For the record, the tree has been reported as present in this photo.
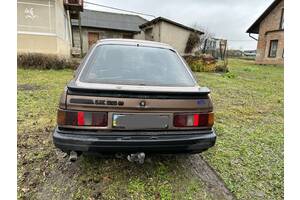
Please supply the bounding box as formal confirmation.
[192,24,215,53]
[184,32,201,54]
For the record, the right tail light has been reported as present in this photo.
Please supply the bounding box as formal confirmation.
[173,113,214,127]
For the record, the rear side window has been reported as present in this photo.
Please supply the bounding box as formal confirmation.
[79,44,196,87]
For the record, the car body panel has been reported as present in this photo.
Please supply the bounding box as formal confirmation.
[53,39,216,154]
[53,127,216,154]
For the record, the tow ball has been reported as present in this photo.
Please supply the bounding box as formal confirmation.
[127,152,146,164]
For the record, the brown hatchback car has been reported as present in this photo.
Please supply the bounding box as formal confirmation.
[53,39,216,158]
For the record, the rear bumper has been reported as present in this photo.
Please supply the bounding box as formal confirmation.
[53,127,216,154]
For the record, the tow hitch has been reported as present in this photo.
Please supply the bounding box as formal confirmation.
[69,151,79,162]
[127,152,146,164]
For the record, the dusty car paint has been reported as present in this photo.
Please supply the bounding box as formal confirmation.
[53,39,216,154]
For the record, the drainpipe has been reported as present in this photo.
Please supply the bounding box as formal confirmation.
[79,12,83,58]
[70,12,74,47]
[248,33,258,41]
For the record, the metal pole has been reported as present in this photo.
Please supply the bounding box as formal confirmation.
[71,18,74,47]
[224,40,228,68]
[202,39,208,54]
[219,40,223,60]
[78,12,83,58]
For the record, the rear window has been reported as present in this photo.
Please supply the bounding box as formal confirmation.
[79,44,196,87]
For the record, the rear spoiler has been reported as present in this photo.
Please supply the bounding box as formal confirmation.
[67,84,210,99]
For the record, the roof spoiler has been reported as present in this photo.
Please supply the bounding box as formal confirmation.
[67,83,210,99]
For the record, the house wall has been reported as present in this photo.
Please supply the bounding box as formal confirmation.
[55,0,72,56]
[72,27,135,54]
[140,22,161,42]
[256,0,284,65]
[133,31,145,40]
[140,21,198,55]
[18,34,58,54]
[160,21,192,54]
[17,0,72,57]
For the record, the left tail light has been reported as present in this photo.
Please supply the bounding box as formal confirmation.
[57,109,108,127]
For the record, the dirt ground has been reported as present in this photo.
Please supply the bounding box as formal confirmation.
[18,127,234,200]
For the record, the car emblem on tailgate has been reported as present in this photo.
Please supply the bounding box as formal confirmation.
[95,100,124,106]
[139,100,146,107]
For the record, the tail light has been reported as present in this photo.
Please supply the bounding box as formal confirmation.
[173,113,214,127]
[57,109,107,127]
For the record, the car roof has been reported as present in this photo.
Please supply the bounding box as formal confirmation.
[96,39,175,50]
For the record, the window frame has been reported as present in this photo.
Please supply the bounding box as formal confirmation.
[268,40,278,58]
[78,44,197,87]
[279,8,284,30]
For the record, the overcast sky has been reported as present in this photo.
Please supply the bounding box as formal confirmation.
[85,0,274,50]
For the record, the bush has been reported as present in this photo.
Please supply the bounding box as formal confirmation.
[189,60,205,72]
[17,53,80,70]
[184,54,229,72]
[215,63,229,72]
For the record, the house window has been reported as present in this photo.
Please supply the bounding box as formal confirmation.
[268,40,278,58]
[280,8,284,29]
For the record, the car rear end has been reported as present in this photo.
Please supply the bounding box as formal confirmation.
[53,39,216,154]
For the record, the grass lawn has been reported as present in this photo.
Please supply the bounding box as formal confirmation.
[17,59,283,199]
[200,59,284,199]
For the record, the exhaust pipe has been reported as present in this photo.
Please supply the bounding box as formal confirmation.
[127,152,145,164]
[115,152,124,159]
[69,151,78,162]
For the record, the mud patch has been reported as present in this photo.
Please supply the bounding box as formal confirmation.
[35,152,82,200]
[180,154,236,200]
[18,84,42,91]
